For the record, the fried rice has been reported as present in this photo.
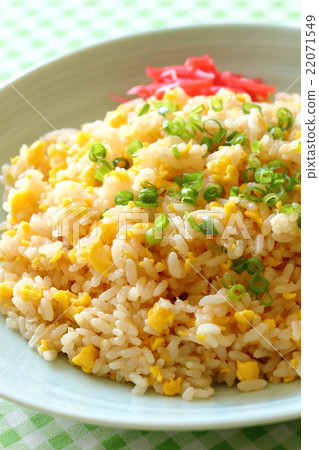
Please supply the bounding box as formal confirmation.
[0,87,301,400]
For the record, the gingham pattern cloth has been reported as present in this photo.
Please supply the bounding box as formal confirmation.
[0,0,300,448]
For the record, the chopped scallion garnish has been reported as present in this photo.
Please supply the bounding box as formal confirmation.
[88,142,107,162]
[230,186,239,196]
[211,98,223,112]
[171,144,181,158]
[251,140,263,153]
[222,274,236,289]
[201,136,214,153]
[203,184,223,202]
[277,107,294,131]
[198,216,219,236]
[231,257,247,274]
[114,190,134,205]
[94,160,114,182]
[154,213,169,230]
[248,155,262,168]
[246,257,263,275]
[268,125,284,140]
[145,227,161,247]
[113,158,130,170]
[127,139,143,156]
[248,273,269,294]
[242,103,262,114]
[227,284,246,301]
[138,103,150,116]
[262,192,279,207]
[240,186,267,202]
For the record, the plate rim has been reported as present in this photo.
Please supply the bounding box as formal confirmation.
[0,22,301,430]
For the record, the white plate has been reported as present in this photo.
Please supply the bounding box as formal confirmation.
[0,24,301,430]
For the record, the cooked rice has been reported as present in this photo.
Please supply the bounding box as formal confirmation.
[0,87,301,400]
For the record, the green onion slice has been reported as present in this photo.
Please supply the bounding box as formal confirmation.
[100,208,109,219]
[277,107,294,131]
[154,213,169,230]
[242,103,262,114]
[140,181,157,191]
[137,187,159,204]
[246,257,264,275]
[138,103,150,116]
[226,131,247,148]
[243,167,256,183]
[127,139,143,156]
[230,186,239,196]
[258,290,273,306]
[248,155,262,168]
[201,136,214,153]
[171,144,181,158]
[203,184,223,202]
[166,187,179,197]
[134,200,158,208]
[231,257,247,274]
[184,212,201,232]
[88,143,107,162]
[182,172,203,192]
[114,190,134,205]
[153,100,179,114]
[210,243,224,255]
[240,186,267,202]
[248,274,269,294]
[268,125,284,140]
[262,192,279,207]
[222,274,236,289]
[113,158,130,169]
[251,140,263,153]
[179,187,198,205]
[145,227,161,247]
[211,98,223,112]
[267,159,289,175]
[94,160,114,182]
[203,119,227,144]
[227,284,246,301]
[254,168,275,184]
[198,216,219,236]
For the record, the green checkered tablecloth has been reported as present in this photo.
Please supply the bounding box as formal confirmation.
[0,0,300,448]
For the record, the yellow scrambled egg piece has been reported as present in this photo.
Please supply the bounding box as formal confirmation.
[283,292,296,300]
[27,140,46,166]
[87,240,112,275]
[0,284,13,305]
[184,252,199,274]
[234,310,256,332]
[208,156,239,191]
[149,365,163,382]
[150,337,165,351]
[72,344,99,373]
[244,210,263,229]
[236,360,260,381]
[163,377,183,396]
[263,256,282,267]
[223,201,237,222]
[100,222,118,245]
[10,190,39,219]
[75,131,92,146]
[107,106,127,128]
[39,340,49,352]
[80,165,98,188]
[263,318,276,330]
[20,286,43,302]
[147,303,175,332]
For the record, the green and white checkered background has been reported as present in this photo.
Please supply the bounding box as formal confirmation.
[0,0,300,448]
